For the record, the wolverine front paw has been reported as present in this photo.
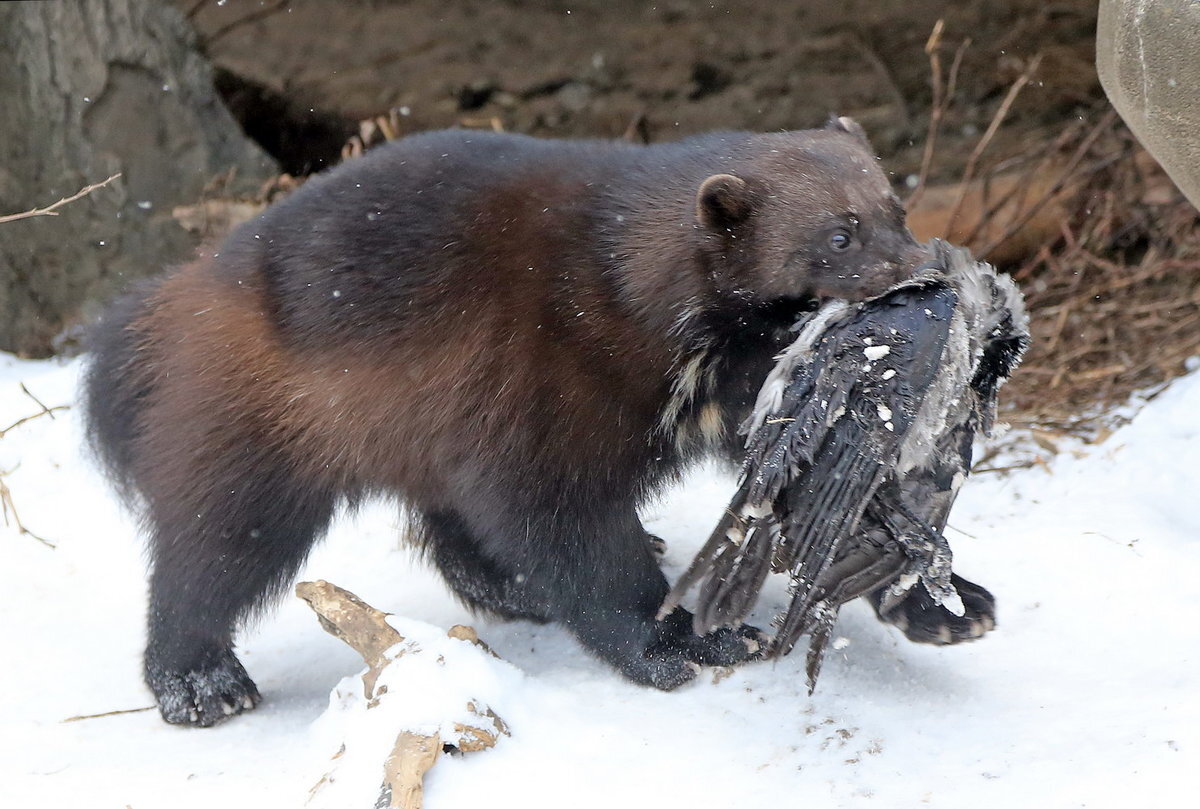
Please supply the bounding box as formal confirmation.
[621,610,765,690]
[145,648,261,727]
[874,573,996,645]
[676,621,767,665]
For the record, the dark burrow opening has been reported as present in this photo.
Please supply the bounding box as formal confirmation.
[213,68,357,177]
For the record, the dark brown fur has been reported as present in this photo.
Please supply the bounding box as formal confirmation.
[85,122,928,725]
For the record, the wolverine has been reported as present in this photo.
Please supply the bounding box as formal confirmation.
[85,118,931,726]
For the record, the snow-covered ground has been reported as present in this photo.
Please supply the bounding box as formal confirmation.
[2,352,1197,808]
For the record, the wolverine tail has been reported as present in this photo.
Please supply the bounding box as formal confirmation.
[82,278,163,505]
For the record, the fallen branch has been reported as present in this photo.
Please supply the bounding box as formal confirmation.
[296,579,405,699]
[297,580,511,809]
[379,731,441,809]
[0,173,121,225]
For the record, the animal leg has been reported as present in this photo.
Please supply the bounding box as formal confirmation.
[422,509,552,622]
[142,444,337,726]
[461,499,763,689]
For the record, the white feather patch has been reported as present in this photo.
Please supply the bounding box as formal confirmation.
[743,299,852,438]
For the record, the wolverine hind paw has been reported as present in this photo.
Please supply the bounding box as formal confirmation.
[146,649,261,727]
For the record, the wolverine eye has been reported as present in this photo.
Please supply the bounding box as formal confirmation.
[830,229,853,251]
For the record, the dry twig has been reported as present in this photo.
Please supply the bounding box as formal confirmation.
[905,41,1199,437]
[906,20,945,211]
[0,477,55,549]
[622,111,651,144]
[62,706,155,723]
[908,23,969,210]
[1,389,69,548]
[945,53,1043,236]
[0,174,121,225]
[978,110,1119,258]
[0,406,71,440]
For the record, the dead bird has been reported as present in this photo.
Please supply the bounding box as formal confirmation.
[660,240,1029,689]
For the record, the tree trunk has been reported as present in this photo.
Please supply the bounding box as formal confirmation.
[0,0,277,358]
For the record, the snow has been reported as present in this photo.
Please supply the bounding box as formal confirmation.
[2,352,1198,808]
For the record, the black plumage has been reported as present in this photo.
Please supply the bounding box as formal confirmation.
[660,240,1029,689]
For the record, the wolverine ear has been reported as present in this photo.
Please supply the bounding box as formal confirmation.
[696,173,753,230]
[825,115,871,146]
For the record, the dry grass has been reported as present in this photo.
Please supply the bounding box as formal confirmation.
[903,27,1199,439]
[997,115,1200,438]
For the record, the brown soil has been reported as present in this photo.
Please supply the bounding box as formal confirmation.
[178,0,1200,438]
[184,0,1099,177]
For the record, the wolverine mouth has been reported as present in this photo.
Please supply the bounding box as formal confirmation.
[766,292,823,321]
[753,295,823,333]
[793,294,825,313]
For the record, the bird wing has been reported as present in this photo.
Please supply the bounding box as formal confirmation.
[768,282,959,654]
[663,281,959,638]
[663,240,1031,692]
[870,242,1031,619]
